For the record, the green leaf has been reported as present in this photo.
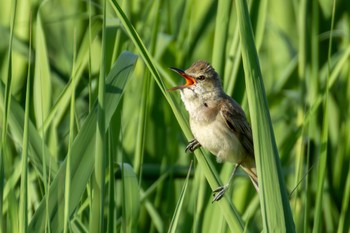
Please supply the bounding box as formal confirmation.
[33,9,51,128]
[168,161,193,233]
[121,163,140,233]
[19,12,32,233]
[235,0,295,232]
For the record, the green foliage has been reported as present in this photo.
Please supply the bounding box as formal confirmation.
[0,0,349,232]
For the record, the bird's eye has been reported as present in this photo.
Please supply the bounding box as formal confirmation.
[197,75,205,81]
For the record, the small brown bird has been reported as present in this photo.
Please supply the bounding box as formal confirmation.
[169,61,258,202]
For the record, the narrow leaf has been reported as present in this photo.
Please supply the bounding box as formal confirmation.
[235,0,295,232]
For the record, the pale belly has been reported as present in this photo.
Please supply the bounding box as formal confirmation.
[190,116,246,164]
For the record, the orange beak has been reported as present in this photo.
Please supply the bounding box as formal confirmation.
[168,67,196,91]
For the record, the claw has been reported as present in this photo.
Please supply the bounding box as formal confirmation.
[212,164,241,202]
[212,185,229,202]
[185,139,201,153]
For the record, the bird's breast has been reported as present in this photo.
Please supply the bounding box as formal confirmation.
[189,112,245,163]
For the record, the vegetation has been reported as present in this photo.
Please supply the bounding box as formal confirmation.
[0,0,349,232]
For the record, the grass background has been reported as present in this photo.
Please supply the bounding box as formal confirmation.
[0,0,350,232]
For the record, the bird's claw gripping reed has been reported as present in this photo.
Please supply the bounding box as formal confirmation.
[185,138,201,153]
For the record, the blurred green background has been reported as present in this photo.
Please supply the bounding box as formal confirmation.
[0,0,349,232]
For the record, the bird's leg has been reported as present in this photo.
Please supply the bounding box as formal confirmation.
[185,138,201,153]
[212,163,240,202]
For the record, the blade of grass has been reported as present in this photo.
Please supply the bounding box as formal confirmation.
[297,0,309,231]
[36,4,51,231]
[109,1,245,232]
[90,0,107,231]
[19,12,32,233]
[63,29,77,233]
[212,0,232,75]
[34,4,52,129]
[235,0,295,232]
[224,25,241,96]
[134,71,150,179]
[309,0,319,106]
[1,0,17,231]
[336,160,350,233]
[168,161,193,233]
[121,163,140,233]
[107,129,115,233]
[312,0,335,232]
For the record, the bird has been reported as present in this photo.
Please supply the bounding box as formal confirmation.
[168,61,258,202]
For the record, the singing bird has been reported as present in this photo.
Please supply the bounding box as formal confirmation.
[169,61,258,202]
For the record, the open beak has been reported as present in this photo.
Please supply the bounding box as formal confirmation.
[168,67,196,91]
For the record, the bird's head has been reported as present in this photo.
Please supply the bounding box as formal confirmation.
[168,61,222,96]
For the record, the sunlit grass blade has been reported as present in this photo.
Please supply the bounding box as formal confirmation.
[90,0,107,232]
[168,161,193,233]
[251,0,267,50]
[18,12,32,233]
[312,1,335,232]
[63,30,77,233]
[121,163,140,233]
[336,163,350,233]
[133,71,150,178]
[235,0,295,232]
[211,0,232,75]
[311,85,329,233]
[28,52,137,233]
[33,5,51,129]
[106,129,115,233]
[224,25,241,96]
[1,0,18,232]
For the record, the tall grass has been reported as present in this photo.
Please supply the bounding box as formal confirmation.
[0,0,349,232]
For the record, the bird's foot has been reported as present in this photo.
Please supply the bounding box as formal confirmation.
[212,185,229,202]
[185,139,201,153]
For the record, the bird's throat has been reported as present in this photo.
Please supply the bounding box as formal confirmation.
[180,89,221,123]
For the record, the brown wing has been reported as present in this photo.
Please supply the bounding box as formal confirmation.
[219,97,254,157]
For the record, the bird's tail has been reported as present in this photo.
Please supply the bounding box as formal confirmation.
[241,159,259,192]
